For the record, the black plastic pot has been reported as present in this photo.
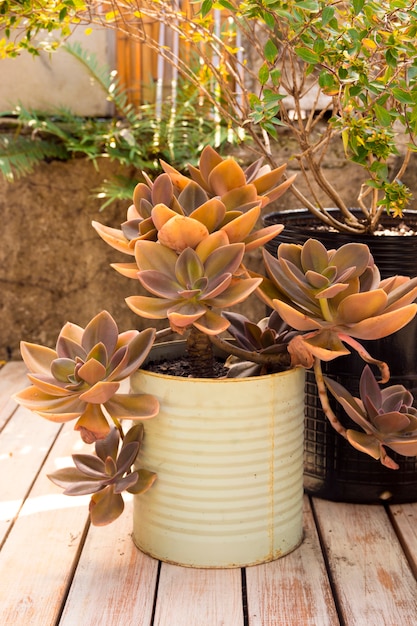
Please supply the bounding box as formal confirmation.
[263,208,417,503]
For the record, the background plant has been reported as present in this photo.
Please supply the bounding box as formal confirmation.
[0,41,238,207]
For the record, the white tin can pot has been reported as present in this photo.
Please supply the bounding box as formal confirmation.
[130,342,305,568]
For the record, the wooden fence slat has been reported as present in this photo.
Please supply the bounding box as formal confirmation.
[59,499,158,626]
[312,498,417,626]
[154,562,244,626]
[0,424,90,626]
[0,406,61,544]
[389,502,417,579]
[245,496,339,626]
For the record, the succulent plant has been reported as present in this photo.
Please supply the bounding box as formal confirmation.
[259,239,417,366]
[221,311,302,376]
[92,146,292,279]
[48,424,157,525]
[14,311,159,443]
[14,147,417,529]
[325,366,417,469]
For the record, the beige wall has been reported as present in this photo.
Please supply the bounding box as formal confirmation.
[0,26,115,116]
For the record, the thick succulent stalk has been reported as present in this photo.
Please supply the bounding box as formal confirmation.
[313,358,347,440]
[186,326,215,378]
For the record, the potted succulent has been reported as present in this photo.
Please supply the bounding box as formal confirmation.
[13,146,417,568]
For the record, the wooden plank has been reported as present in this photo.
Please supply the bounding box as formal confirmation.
[0,361,28,429]
[312,498,417,625]
[0,423,90,626]
[389,502,417,578]
[246,496,339,626]
[59,498,158,626]
[154,563,244,626]
[0,405,61,544]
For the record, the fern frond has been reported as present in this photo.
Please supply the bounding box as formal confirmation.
[0,135,68,182]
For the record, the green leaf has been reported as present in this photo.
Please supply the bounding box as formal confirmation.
[321,6,335,25]
[258,63,270,86]
[391,87,415,105]
[200,0,213,18]
[295,47,320,64]
[264,38,278,63]
[374,103,393,127]
[352,0,365,15]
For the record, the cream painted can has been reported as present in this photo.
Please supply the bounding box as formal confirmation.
[130,343,305,568]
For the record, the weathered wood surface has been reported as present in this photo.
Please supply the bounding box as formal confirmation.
[0,362,416,625]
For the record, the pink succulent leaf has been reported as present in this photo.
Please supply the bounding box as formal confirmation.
[56,334,86,361]
[123,423,145,447]
[384,276,417,310]
[104,393,160,420]
[74,403,111,439]
[243,223,285,252]
[126,295,172,319]
[116,441,141,474]
[193,309,231,335]
[14,386,84,416]
[77,358,107,386]
[175,247,204,285]
[202,274,233,300]
[157,215,209,252]
[188,197,226,231]
[138,270,183,299]
[300,238,331,273]
[79,381,120,404]
[167,302,207,328]
[113,472,141,494]
[151,172,175,205]
[82,311,119,357]
[219,184,258,210]
[104,455,118,476]
[338,290,388,323]
[127,469,158,495]
[372,412,411,434]
[177,180,209,210]
[385,438,417,456]
[381,386,415,411]
[220,206,260,243]
[120,218,142,241]
[341,305,417,340]
[92,221,134,256]
[110,328,156,380]
[86,342,109,369]
[204,243,245,280]
[72,453,107,478]
[135,239,178,272]
[324,376,372,432]
[51,358,78,383]
[327,243,372,277]
[206,277,262,308]
[195,231,230,262]
[20,342,56,375]
[26,373,76,396]
[272,300,322,332]
[346,431,382,460]
[151,203,178,230]
[304,270,330,290]
[96,427,119,462]
[110,262,140,279]
[89,486,125,526]
[48,468,105,495]
[208,158,247,195]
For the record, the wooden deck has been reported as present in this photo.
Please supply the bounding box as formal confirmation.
[1,361,417,625]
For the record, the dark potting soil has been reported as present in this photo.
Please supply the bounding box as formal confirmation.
[145,356,229,378]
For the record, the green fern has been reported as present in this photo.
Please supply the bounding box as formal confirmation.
[0,134,68,182]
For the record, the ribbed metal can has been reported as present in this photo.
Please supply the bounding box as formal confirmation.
[130,343,305,568]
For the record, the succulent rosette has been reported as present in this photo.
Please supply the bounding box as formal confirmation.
[48,424,157,526]
[126,241,262,335]
[325,365,417,468]
[92,146,290,279]
[260,239,417,362]
[14,311,159,442]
